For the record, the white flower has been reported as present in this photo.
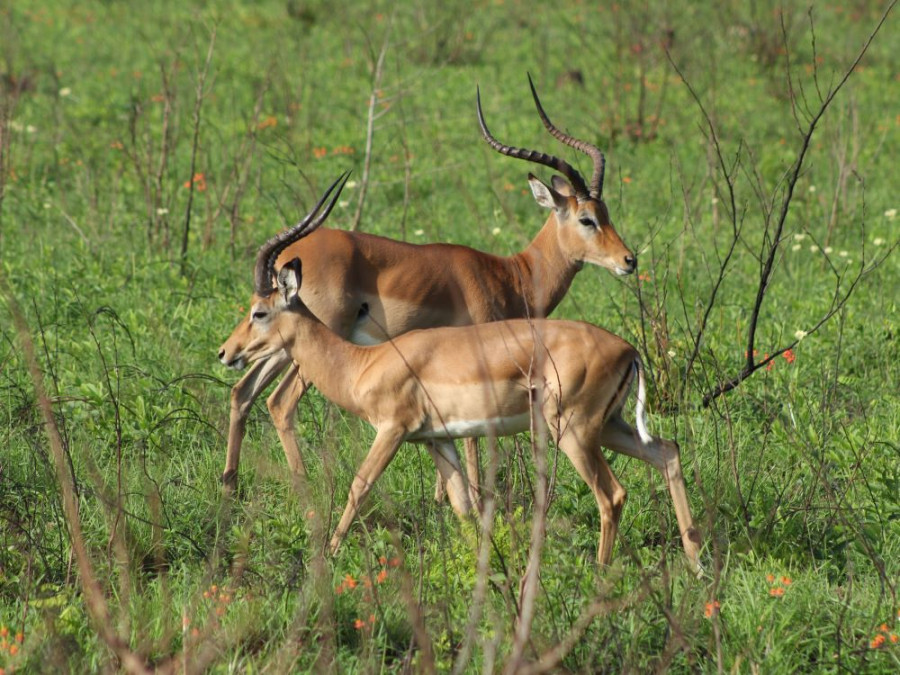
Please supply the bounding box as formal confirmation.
[809,245,818,253]
[808,185,816,193]
[667,349,676,358]
[26,125,37,134]
[413,229,424,236]
[346,180,358,189]
[873,237,885,246]
[491,227,501,236]
[791,244,801,251]
[59,87,72,97]
[794,329,808,340]
[338,200,349,209]
[156,207,169,216]
[711,197,719,205]
[824,246,833,254]
[884,208,897,220]
[43,202,51,209]
[793,233,806,241]
[838,250,848,257]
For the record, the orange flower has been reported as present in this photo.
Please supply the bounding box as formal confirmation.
[369,614,376,624]
[622,176,632,184]
[14,632,22,644]
[313,147,327,159]
[378,556,387,565]
[257,115,277,130]
[704,600,721,618]
[344,574,357,590]
[0,627,6,638]
[766,574,775,583]
[389,557,401,568]
[870,634,885,649]
[354,618,365,630]
[890,634,899,644]
[879,623,890,633]
[782,349,796,364]
[376,569,388,584]
[769,586,785,597]
[638,272,651,283]
[8,644,18,657]
[184,173,207,191]
[781,576,792,586]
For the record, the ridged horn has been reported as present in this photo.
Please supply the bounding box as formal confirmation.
[253,171,350,296]
[527,73,606,199]
[476,85,591,199]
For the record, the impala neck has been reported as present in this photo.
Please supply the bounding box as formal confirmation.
[508,214,580,318]
[284,307,364,403]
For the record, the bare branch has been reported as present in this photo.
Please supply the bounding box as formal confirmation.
[352,25,391,231]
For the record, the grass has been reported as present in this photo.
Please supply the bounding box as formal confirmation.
[1,0,899,671]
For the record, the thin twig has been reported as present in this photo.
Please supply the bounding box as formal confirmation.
[180,25,217,275]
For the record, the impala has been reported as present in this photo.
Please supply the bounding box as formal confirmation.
[221,174,701,570]
[220,76,636,503]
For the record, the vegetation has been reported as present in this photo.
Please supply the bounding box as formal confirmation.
[1,0,898,671]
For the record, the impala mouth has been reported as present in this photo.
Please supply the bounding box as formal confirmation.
[219,352,246,370]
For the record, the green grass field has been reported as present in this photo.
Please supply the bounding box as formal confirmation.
[1,0,898,671]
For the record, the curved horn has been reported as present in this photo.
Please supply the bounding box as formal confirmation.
[254,171,351,295]
[527,73,606,199]
[476,86,591,199]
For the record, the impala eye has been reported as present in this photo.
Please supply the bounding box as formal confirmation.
[252,310,268,321]
[579,217,597,229]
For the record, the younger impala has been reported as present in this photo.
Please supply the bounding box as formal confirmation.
[222,174,702,571]
[221,76,635,503]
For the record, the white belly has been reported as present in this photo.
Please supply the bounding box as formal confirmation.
[408,412,532,441]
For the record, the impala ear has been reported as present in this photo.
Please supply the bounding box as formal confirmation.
[550,175,575,197]
[277,258,302,302]
[528,173,569,213]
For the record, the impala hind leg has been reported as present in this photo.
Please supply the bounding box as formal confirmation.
[426,441,473,516]
[557,434,627,565]
[329,428,406,555]
[599,414,701,572]
[224,353,292,489]
[266,364,312,477]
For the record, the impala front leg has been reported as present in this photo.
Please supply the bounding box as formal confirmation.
[266,363,312,477]
[427,441,473,516]
[433,437,482,513]
[329,427,406,555]
[223,352,292,490]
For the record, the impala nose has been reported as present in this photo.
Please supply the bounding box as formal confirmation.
[218,348,226,362]
[624,254,637,273]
